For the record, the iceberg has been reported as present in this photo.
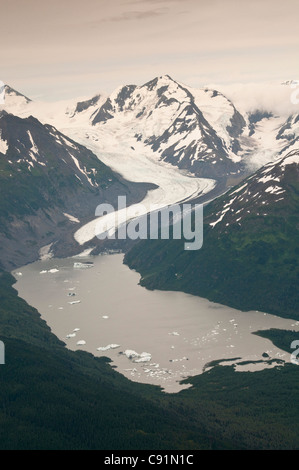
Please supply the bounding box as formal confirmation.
[134,353,152,363]
[124,349,139,359]
[73,262,93,269]
[39,268,59,274]
[123,349,152,363]
[97,344,120,352]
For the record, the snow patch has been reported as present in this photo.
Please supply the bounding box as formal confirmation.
[39,243,53,261]
[63,212,80,223]
[281,153,299,168]
[264,185,285,195]
[0,131,8,155]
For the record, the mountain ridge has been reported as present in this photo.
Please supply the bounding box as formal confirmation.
[3,76,299,185]
[124,149,299,320]
[0,111,153,269]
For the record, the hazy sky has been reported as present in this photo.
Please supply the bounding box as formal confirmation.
[2,0,299,101]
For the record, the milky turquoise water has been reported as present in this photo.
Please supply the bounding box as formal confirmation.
[13,253,299,393]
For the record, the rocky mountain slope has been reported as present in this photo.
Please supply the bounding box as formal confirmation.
[4,78,299,186]
[89,75,247,180]
[1,78,299,271]
[0,111,152,269]
[125,150,299,320]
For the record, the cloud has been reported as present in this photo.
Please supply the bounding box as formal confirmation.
[1,0,299,101]
[210,82,299,116]
[99,8,167,23]
[125,0,182,4]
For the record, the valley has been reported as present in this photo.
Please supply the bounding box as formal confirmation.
[12,253,299,393]
[0,75,299,450]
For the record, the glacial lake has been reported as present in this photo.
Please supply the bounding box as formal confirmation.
[13,253,299,393]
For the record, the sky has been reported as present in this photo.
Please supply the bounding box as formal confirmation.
[1,0,299,101]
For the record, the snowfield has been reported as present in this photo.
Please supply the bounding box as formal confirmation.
[67,127,215,244]
[2,82,216,245]
[0,130,8,155]
[3,77,299,246]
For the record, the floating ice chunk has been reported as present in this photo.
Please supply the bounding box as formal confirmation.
[123,350,152,362]
[97,346,110,352]
[39,268,59,274]
[97,344,120,352]
[74,262,93,269]
[141,352,151,357]
[124,350,140,359]
[134,354,152,363]
[134,355,152,363]
[123,350,152,363]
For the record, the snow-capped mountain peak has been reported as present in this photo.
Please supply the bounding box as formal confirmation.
[208,149,299,230]
[88,75,250,180]
[1,77,299,186]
